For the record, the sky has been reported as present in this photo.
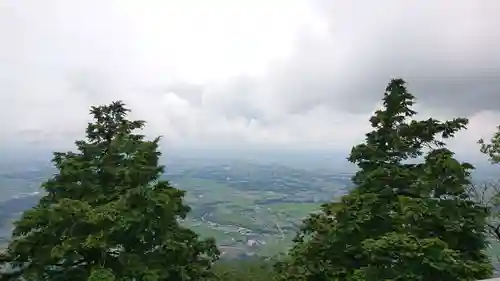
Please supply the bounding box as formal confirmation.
[1,0,499,163]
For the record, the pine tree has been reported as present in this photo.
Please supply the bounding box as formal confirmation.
[274,79,492,281]
[0,101,219,281]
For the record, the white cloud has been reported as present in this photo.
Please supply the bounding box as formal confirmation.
[0,0,499,161]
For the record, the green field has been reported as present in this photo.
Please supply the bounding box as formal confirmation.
[169,170,340,257]
[0,160,353,258]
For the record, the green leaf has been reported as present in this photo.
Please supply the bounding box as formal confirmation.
[88,267,115,281]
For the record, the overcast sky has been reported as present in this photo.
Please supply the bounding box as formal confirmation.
[1,0,499,161]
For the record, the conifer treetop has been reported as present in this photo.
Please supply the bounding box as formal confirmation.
[0,101,219,281]
[274,78,492,281]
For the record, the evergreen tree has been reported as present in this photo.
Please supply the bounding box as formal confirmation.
[0,101,219,281]
[274,79,492,281]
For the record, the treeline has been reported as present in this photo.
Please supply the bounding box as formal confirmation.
[0,79,500,281]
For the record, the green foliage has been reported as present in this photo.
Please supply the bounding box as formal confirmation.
[212,258,275,281]
[274,79,492,281]
[479,125,500,164]
[0,101,219,281]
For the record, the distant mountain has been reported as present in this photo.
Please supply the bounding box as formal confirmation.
[0,193,41,231]
[0,192,41,216]
[0,193,42,247]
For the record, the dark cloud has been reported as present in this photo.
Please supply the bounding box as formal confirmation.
[258,0,500,116]
[1,0,499,152]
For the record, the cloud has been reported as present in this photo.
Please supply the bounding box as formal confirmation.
[0,0,499,160]
[260,0,500,115]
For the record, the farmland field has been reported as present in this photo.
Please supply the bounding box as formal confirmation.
[163,160,352,258]
[0,158,353,258]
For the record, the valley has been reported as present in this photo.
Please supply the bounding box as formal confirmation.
[0,158,353,259]
[1,157,499,265]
